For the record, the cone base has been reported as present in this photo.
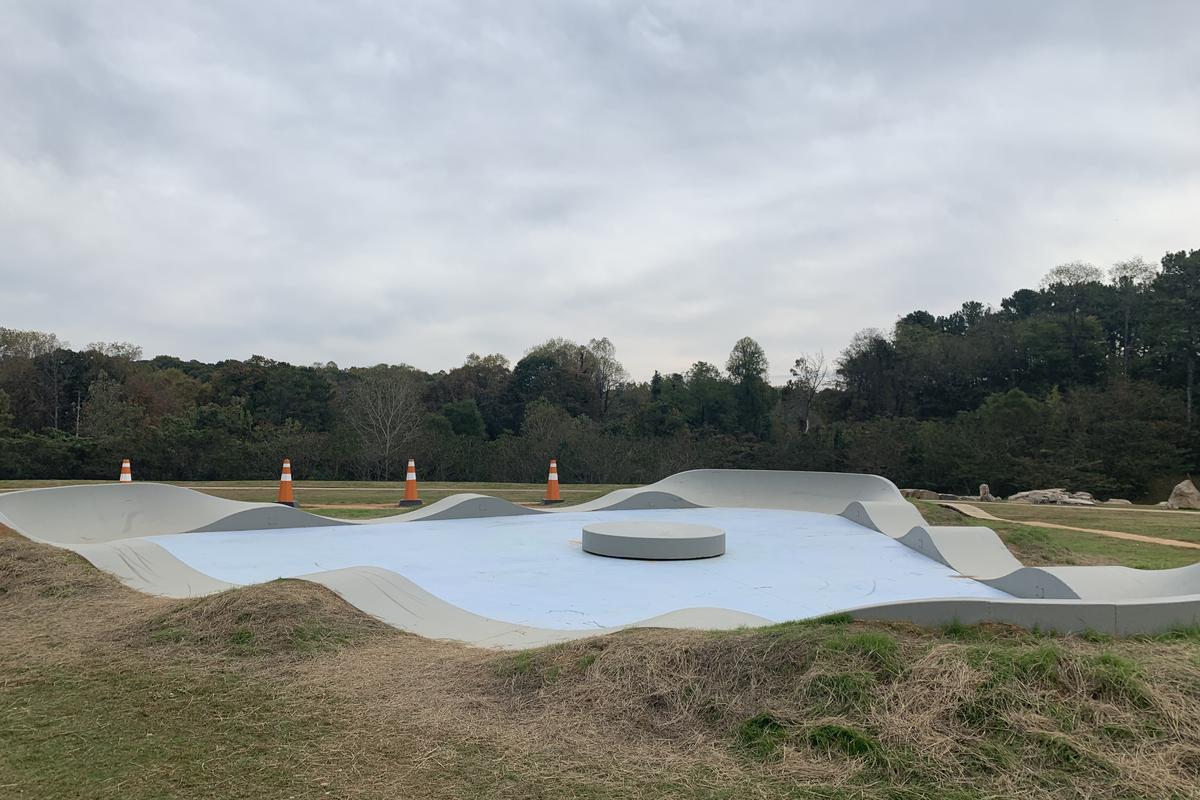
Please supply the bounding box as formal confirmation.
[276,501,297,507]
[541,499,564,505]
[398,499,424,507]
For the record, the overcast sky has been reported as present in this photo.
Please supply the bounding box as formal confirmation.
[2,1,1197,381]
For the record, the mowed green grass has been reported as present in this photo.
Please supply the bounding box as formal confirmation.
[975,502,1200,544]
[913,501,1200,570]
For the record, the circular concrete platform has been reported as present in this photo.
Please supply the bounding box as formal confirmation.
[582,521,726,560]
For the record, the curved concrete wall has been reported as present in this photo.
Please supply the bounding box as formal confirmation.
[0,484,539,543]
[846,593,1200,636]
[72,538,238,596]
[369,493,544,523]
[645,469,906,513]
[189,506,351,533]
[997,563,1200,601]
[894,526,1024,579]
[834,493,1200,607]
[0,483,314,543]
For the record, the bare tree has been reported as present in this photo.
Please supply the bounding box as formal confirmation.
[788,351,829,433]
[1108,256,1156,287]
[0,328,66,360]
[87,341,144,361]
[1040,260,1103,288]
[345,368,424,480]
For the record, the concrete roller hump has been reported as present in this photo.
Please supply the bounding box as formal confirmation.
[0,483,319,544]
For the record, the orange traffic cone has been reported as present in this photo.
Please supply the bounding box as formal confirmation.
[542,458,563,504]
[399,458,422,506]
[118,458,132,483]
[276,458,296,507]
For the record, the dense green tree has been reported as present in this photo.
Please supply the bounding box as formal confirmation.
[503,352,594,428]
[837,330,902,419]
[1107,257,1158,376]
[439,399,486,438]
[726,337,774,439]
[725,337,769,383]
[427,353,512,437]
[1153,250,1200,427]
[78,372,146,441]
[0,389,13,431]
[683,361,735,432]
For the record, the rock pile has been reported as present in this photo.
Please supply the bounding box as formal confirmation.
[902,486,1003,502]
[1006,488,1096,506]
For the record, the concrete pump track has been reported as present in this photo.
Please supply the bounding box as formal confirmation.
[2,470,1197,647]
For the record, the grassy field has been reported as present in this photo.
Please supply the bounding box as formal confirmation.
[2,531,1198,800]
[977,502,1200,544]
[913,501,1200,570]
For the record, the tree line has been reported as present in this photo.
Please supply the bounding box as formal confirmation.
[1,249,1196,500]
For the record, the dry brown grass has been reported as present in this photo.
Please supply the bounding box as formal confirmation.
[2,530,1200,799]
[300,618,1200,799]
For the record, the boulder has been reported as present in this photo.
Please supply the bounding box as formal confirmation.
[979,483,997,502]
[1007,488,1096,506]
[1007,489,1058,504]
[1167,480,1200,510]
[901,489,940,500]
[937,493,960,501]
[1103,498,1132,506]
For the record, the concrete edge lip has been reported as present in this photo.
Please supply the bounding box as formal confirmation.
[582,521,726,560]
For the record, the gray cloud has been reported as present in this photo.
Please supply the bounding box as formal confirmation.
[2,0,1198,380]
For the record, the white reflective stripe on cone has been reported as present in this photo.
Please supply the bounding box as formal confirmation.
[280,474,292,481]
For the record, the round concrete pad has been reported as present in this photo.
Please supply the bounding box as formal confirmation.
[582,521,725,560]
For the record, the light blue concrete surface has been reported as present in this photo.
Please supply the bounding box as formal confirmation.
[150,508,1011,630]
